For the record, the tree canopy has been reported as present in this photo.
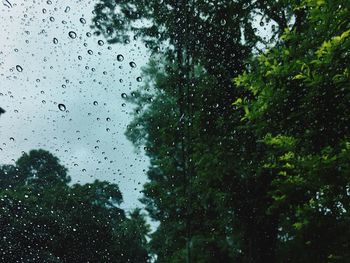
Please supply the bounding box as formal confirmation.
[0,150,150,262]
[91,0,350,262]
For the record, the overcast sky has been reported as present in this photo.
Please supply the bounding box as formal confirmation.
[0,0,150,211]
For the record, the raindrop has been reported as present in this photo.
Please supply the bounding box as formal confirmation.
[117,54,124,62]
[80,18,86,24]
[87,50,93,55]
[136,76,142,82]
[129,61,136,68]
[121,93,127,98]
[64,6,70,13]
[98,40,104,46]
[9,137,14,141]
[68,31,77,39]
[16,65,23,72]
[58,103,66,111]
[93,101,98,106]
[53,38,58,44]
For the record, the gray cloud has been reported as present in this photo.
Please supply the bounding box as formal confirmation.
[0,0,150,210]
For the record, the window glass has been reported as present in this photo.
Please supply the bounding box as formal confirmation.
[1,0,349,262]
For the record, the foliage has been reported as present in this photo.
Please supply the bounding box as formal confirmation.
[0,150,150,262]
[235,0,350,261]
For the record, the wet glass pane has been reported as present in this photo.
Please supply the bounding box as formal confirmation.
[1,0,349,262]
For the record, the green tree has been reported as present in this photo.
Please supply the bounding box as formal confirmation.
[0,150,150,262]
[93,0,350,262]
[235,0,350,261]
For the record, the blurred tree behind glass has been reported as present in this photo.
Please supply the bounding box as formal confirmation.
[93,0,350,262]
[0,149,150,262]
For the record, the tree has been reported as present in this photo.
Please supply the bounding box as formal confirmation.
[0,150,150,262]
[15,149,70,188]
[235,0,350,261]
[93,0,350,261]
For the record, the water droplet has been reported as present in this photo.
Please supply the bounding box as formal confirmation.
[129,61,136,68]
[87,50,93,55]
[49,16,55,22]
[53,38,58,44]
[80,17,86,24]
[93,101,98,106]
[58,103,66,111]
[121,93,127,98]
[106,117,111,122]
[98,40,104,46]
[117,54,124,62]
[16,65,23,72]
[64,6,70,13]
[9,137,14,141]
[68,31,77,39]
[136,76,142,82]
